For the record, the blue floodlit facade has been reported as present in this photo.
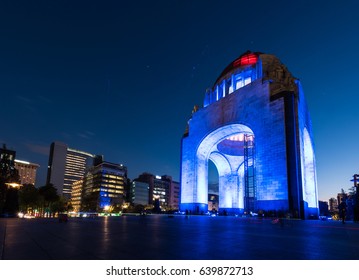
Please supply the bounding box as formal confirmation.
[82,161,127,211]
[180,51,319,219]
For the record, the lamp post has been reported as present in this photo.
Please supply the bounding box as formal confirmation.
[353,174,359,222]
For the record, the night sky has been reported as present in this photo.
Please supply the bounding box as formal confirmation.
[1,0,359,202]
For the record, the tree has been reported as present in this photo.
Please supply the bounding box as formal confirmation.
[0,144,20,214]
[134,204,145,213]
[81,192,99,212]
[50,196,66,213]
[348,186,356,196]
[2,187,19,215]
[18,184,40,213]
[66,202,74,212]
[38,184,59,202]
[38,184,60,216]
[0,179,6,213]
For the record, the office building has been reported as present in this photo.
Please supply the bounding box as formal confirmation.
[134,173,179,210]
[169,180,180,210]
[1,144,17,178]
[0,144,20,188]
[71,179,83,212]
[82,161,127,211]
[318,200,329,216]
[46,141,96,199]
[14,159,39,186]
[131,181,149,205]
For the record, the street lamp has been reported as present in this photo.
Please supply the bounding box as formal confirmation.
[352,174,359,222]
[5,182,22,189]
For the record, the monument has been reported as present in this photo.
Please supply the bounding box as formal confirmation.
[180,51,318,219]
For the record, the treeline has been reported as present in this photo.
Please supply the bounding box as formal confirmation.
[1,183,70,217]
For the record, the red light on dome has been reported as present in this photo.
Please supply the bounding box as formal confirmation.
[233,53,258,67]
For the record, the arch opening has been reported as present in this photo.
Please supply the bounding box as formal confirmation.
[196,124,256,215]
[208,160,219,212]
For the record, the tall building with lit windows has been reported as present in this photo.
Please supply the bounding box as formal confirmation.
[81,161,127,211]
[14,159,40,186]
[71,179,83,212]
[46,141,96,199]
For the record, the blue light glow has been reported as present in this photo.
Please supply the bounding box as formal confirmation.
[181,123,253,214]
[181,52,319,218]
[302,128,318,208]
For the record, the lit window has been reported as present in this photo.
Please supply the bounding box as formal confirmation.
[235,79,244,90]
[229,85,234,94]
[244,77,251,85]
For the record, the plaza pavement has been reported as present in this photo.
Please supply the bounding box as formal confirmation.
[1,215,359,260]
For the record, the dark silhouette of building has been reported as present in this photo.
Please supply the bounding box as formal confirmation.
[134,173,180,210]
[130,181,149,206]
[318,200,329,216]
[0,144,19,185]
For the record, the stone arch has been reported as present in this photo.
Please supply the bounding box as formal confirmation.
[194,123,254,213]
[301,127,318,208]
[180,51,319,218]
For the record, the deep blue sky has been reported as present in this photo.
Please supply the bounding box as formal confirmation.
[1,0,358,202]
